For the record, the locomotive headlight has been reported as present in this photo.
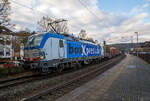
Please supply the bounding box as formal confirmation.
[40,56,44,59]
[39,51,45,60]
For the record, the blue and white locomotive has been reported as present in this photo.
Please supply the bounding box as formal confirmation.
[24,32,104,72]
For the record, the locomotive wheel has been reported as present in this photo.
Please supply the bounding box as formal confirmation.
[73,64,78,70]
[77,62,82,68]
[57,67,63,73]
[96,59,99,64]
[42,67,49,73]
[57,64,64,73]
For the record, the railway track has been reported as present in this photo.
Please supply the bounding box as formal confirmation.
[0,66,90,90]
[21,55,125,101]
[0,56,118,90]
[0,55,125,101]
[0,74,42,89]
[0,71,71,90]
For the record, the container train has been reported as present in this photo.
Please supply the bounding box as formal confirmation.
[24,32,120,72]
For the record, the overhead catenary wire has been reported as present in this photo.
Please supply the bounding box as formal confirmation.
[11,0,33,10]
[77,0,103,22]
[11,0,107,29]
[78,0,138,44]
[77,0,114,29]
[11,0,48,16]
[11,0,115,42]
[10,0,81,30]
[11,0,101,24]
[11,0,65,32]
[77,0,116,43]
[11,0,76,21]
[11,0,40,31]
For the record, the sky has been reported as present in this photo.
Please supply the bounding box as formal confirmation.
[9,0,150,44]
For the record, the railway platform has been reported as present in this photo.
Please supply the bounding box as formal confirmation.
[56,54,150,101]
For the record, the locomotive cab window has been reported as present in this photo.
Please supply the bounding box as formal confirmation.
[59,40,64,48]
[25,35,43,48]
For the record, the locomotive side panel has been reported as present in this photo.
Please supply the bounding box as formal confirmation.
[42,34,67,61]
[67,41,83,58]
[66,40,101,59]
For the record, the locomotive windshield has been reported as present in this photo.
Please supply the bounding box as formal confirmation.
[25,35,43,48]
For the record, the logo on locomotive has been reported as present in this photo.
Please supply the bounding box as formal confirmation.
[67,41,101,58]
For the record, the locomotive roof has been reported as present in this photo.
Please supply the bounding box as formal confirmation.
[63,34,96,45]
[30,32,97,45]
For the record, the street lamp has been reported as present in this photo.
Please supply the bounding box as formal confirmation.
[135,32,138,56]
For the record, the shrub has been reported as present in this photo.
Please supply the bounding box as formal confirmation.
[0,66,25,76]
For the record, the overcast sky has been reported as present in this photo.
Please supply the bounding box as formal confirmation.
[9,0,150,44]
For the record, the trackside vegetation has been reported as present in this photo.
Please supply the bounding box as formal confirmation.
[0,67,24,77]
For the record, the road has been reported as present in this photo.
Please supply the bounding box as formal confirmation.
[56,54,150,101]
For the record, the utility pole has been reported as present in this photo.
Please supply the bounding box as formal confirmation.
[135,32,138,56]
[103,40,106,58]
[131,36,133,46]
[131,36,133,52]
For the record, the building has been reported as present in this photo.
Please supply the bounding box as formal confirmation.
[0,34,14,59]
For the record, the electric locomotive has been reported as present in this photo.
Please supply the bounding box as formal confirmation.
[24,32,104,72]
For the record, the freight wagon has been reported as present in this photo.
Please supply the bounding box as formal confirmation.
[24,33,104,72]
[110,47,119,57]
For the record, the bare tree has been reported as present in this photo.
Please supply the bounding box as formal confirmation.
[37,16,52,32]
[79,29,87,39]
[0,0,11,27]
[37,16,69,34]
[24,27,31,33]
